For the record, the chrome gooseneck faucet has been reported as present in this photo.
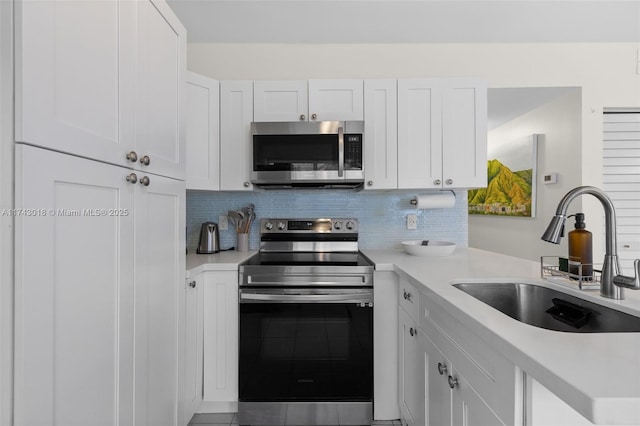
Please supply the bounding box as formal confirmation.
[541,186,640,300]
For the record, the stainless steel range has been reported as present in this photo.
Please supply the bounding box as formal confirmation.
[238,218,374,426]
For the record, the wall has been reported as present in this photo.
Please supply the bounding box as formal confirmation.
[469,90,582,261]
[187,190,468,251]
[187,42,640,261]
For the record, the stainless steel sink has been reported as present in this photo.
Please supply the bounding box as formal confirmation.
[453,282,640,333]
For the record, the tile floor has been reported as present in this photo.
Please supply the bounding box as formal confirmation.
[188,413,402,426]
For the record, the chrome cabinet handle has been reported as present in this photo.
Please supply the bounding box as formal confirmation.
[437,362,447,375]
[300,114,306,121]
[243,181,250,188]
[403,290,412,302]
[409,327,417,337]
[139,176,150,186]
[311,113,317,120]
[448,375,458,389]
[445,179,453,185]
[188,280,196,288]
[126,173,138,184]
[126,151,138,162]
[140,155,150,166]
[367,180,373,186]
[434,179,441,185]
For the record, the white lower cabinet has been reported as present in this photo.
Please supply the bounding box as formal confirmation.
[202,271,239,410]
[183,274,204,423]
[14,144,185,426]
[398,276,519,426]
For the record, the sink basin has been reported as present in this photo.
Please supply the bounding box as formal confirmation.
[453,282,640,333]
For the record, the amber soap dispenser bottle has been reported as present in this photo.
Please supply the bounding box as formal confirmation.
[568,213,593,278]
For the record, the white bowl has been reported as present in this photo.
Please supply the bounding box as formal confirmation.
[401,240,456,257]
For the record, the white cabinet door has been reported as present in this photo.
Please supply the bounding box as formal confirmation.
[308,79,364,121]
[441,79,487,189]
[14,145,135,426]
[184,274,204,423]
[203,271,239,404]
[451,371,505,426]
[220,81,253,191]
[398,308,425,426]
[398,78,487,190]
[134,171,185,426]
[422,332,452,426]
[186,72,220,190]
[14,0,135,168]
[397,79,443,189]
[134,0,186,180]
[364,79,398,190]
[253,80,308,122]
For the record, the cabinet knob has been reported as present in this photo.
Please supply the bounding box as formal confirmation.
[125,173,138,184]
[445,179,453,185]
[409,327,417,337]
[311,113,317,120]
[403,290,412,302]
[434,179,441,185]
[188,280,196,288]
[139,176,150,187]
[140,155,151,166]
[126,151,138,162]
[448,375,458,389]
[243,181,250,188]
[437,362,448,375]
[300,114,306,121]
[367,180,373,186]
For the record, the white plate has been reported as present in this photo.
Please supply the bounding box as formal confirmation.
[401,240,456,257]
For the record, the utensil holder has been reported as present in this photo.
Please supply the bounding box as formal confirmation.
[237,233,249,252]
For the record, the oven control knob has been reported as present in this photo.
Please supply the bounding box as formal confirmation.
[277,221,286,230]
[264,222,273,230]
[345,221,355,230]
[333,221,343,230]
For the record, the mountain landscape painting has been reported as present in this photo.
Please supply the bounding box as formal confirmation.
[468,134,539,217]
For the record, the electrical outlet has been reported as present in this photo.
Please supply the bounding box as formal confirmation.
[218,215,229,231]
[407,214,418,230]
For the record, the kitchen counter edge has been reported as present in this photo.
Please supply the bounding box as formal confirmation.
[186,250,258,278]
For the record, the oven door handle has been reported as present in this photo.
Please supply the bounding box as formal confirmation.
[240,292,372,304]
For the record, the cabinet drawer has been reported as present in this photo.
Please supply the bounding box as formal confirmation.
[421,293,520,424]
[398,278,419,323]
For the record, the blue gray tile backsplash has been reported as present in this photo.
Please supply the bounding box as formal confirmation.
[186,189,468,251]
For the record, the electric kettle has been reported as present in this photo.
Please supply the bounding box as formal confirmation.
[197,222,220,254]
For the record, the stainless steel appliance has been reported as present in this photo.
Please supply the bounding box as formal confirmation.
[197,221,220,254]
[250,121,364,189]
[238,218,374,426]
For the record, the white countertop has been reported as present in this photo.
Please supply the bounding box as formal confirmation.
[185,250,257,277]
[362,247,640,425]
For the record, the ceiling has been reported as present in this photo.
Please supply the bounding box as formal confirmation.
[167,0,640,44]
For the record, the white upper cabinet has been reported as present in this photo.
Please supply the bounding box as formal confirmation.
[253,79,364,122]
[398,78,487,189]
[14,0,134,166]
[134,0,187,180]
[186,72,220,191]
[308,80,364,121]
[363,79,398,190]
[15,0,186,180]
[220,80,254,191]
[253,80,308,122]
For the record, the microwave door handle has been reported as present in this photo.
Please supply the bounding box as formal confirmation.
[338,126,344,177]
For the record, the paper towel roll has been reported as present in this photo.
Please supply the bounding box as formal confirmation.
[411,192,456,209]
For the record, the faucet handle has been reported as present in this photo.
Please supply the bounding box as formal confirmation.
[613,259,640,290]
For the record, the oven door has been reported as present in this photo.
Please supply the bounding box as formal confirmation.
[238,287,373,402]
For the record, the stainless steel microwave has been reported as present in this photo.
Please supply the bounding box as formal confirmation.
[250,121,364,189]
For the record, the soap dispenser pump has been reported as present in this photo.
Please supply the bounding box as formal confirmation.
[568,213,593,278]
